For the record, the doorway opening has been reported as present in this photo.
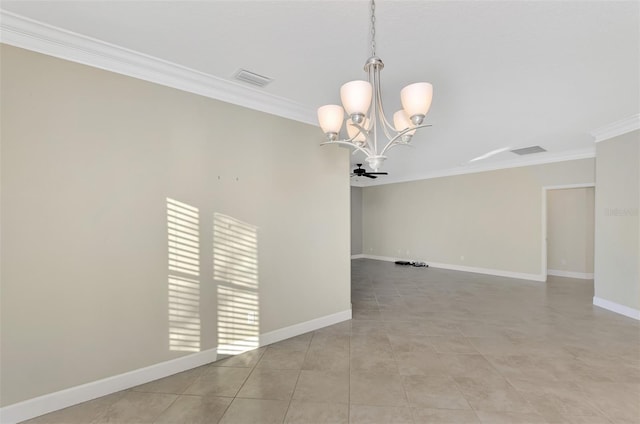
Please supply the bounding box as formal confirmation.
[542,184,595,280]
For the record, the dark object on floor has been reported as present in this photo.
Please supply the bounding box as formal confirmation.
[395,260,428,267]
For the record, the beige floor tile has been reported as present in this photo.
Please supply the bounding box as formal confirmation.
[402,374,471,409]
[350,333,393,352]
[503,375,571,392]
[303,347,350,372]
[350,320,387,336]
[236,368,299,400]
[350,372,408,407]
[454,376,535,413]
[183,367,251,397]
[153,394,231,423]
[438,354,503,380]
[475,410,548,423]
[519,385,604,419]
[350,350,399,374]
[467,336,525,355]
[387,334,436,354]
[21,391,127,424]
[419,320,464,336]
[411,407,481,423]
[267,333,312,351]
[427,336,479,354]
[284,400,348,424]
[309,333,350,351]
[394,350,450,376]
[349,405,414,424]
[256,347,307,370]
[92,391,177,423]
[485,354,563,382]
[353,309,382,320]
[218,398,288,424]
[292,370,349,403]
[383,321,426,338]
[131,368,205,395]
[543,412,613,424]
[580,383,640,422]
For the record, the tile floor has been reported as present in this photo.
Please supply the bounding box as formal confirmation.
[22,259,640,423]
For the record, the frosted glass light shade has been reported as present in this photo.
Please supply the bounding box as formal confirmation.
[401,82,433,118]
[317,104,344,134]
[340,80,372,116]
[393,110,416,135]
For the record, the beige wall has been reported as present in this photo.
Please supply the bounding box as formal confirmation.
[594,130,640,311]
[362,159,595,276]
[351,187,363,255]
[0,45,351,406]
[547,187,595,274]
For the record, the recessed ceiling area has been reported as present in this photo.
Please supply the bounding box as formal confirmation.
[2,0,638,186]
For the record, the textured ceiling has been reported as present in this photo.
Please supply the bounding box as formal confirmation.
[2,0,638,185]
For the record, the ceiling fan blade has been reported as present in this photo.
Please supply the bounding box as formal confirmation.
[365,174,377,179]
[366,172,388,175]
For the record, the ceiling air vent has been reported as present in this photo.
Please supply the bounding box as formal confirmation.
[511,146,547,155]
[233,69,273,88]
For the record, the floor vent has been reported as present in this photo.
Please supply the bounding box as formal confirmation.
[233,69,272,88]
[511,146,547,155]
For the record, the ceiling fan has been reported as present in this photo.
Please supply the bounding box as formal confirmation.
[351,163,388,179]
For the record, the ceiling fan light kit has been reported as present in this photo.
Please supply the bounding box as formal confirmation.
[317,0,433,172]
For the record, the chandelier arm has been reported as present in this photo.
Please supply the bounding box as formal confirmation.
[379,124,432,156]
[349,122,373,151]
[320,140,372,157]
[373,68,398,139]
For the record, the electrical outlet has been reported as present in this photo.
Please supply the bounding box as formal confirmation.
[460,255,465,261]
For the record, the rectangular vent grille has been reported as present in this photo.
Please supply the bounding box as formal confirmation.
[511,146,547,155]
[233,69,272,87]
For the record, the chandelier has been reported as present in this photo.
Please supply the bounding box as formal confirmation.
[317,0,433,171]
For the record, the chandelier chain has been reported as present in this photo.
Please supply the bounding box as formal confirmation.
[370,0,376,57]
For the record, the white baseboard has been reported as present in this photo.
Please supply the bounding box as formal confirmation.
[356,255,545,282]
[593,296,640,320]
[548,269,594,279]
[260,309,352,346]
[360,254,398,262]
[0,309,352,424]
[351,254,365,259]
[0,348,219,424]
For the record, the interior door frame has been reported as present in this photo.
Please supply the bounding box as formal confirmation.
[541,183,596,281]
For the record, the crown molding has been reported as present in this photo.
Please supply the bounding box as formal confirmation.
[590,113,640,143]
[353,147,596,187]
[0,10,317,126]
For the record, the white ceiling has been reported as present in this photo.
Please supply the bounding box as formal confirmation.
[2,0,639,186]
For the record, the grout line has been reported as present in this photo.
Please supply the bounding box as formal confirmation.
[280,336,310,423]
